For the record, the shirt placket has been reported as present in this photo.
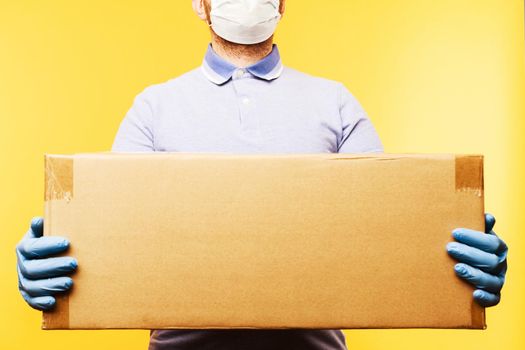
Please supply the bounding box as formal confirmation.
[231,68,260,135]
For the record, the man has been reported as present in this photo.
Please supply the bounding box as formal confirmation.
[16,1,508,349]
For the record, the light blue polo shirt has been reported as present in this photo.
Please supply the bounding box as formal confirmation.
[112,44,383,154]
[112,44,383,350]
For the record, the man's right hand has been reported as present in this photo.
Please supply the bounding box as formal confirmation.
[16,217,77,311]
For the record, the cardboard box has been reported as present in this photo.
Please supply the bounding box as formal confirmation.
[42,153,485,330]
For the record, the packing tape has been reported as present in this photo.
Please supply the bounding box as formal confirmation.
[455,155,484,197]
[471,300,486,329]
[42,155,73,329]
[42,294,69,329]
[45,156,74,202]
[456,155,486,328]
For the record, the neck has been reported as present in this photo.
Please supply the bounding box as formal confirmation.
[210,32,274,68]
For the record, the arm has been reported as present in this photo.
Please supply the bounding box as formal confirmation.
[334,85,508,306]
[17,91,155,311]
[337,84,383,154]
[112,90,155,152]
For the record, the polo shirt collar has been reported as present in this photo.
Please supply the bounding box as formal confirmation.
[201,43,283,85]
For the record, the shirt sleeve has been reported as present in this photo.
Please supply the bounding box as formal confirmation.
[112,91,155,152]
[337,84,384,154]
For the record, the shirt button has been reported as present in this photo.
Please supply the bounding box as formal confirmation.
[235,69,245,79]
[242,97,250,105]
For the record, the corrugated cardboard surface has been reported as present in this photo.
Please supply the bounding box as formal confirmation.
[43,153,485,330]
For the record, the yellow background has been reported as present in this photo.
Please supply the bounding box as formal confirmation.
[1,0,524,349]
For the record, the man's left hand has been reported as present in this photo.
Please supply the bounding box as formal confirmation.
[446,213,508,307]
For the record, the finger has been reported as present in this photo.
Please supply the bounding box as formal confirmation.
[485,213,496,233]
[454,263,504,293]
[17,236,70,259]
[19,256,78,279]
[473,289,500,307]
[20,276,74,297]
[30,217,44,238]
[452,228,506,254]
[446,242,501,272]
[20,290,56,311]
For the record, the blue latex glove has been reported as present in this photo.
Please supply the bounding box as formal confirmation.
[16,217,77,311]
[447,213,507,307]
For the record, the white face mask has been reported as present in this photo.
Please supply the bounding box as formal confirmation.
[210,0,281,45]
